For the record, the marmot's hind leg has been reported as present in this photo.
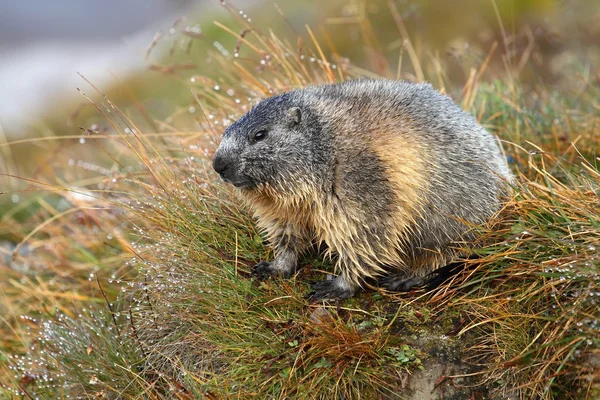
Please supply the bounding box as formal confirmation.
[379,252,449,292]
[380,255,478,292]
[379,274,428,292]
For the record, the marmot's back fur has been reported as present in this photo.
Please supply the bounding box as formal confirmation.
[213,79,513,300]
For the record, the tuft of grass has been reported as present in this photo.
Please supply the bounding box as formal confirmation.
[426,147,600,398]
[1,1,599,399]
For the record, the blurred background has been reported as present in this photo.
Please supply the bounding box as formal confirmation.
[0,0,598,192]
[0,0,201,135]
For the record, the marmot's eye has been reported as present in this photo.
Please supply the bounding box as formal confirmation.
[250,130,268,143]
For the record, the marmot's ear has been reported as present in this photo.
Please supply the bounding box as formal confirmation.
[286,107,302,126]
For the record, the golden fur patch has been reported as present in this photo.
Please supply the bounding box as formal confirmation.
[240,126,434,286]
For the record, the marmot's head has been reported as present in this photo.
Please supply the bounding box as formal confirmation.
[212,92,325,191]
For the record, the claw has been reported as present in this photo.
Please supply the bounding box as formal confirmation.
[252,261,278,279]
[379,275,426,292]
[308,278,356,301]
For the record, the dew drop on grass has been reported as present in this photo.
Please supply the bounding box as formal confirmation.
[79,138,86,144]
[11,194,19,203]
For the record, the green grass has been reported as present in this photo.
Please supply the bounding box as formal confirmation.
[1,1,599,399]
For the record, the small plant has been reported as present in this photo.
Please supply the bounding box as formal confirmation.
[387,345,423,369]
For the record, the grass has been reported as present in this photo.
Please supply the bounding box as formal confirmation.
[1,1,599,399]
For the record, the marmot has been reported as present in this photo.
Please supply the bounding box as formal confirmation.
[212,79,513,300]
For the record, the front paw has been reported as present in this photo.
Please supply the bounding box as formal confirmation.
[252,261,279,279]
[307,278,356,301]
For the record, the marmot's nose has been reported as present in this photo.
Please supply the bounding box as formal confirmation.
[212,154,228,175]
